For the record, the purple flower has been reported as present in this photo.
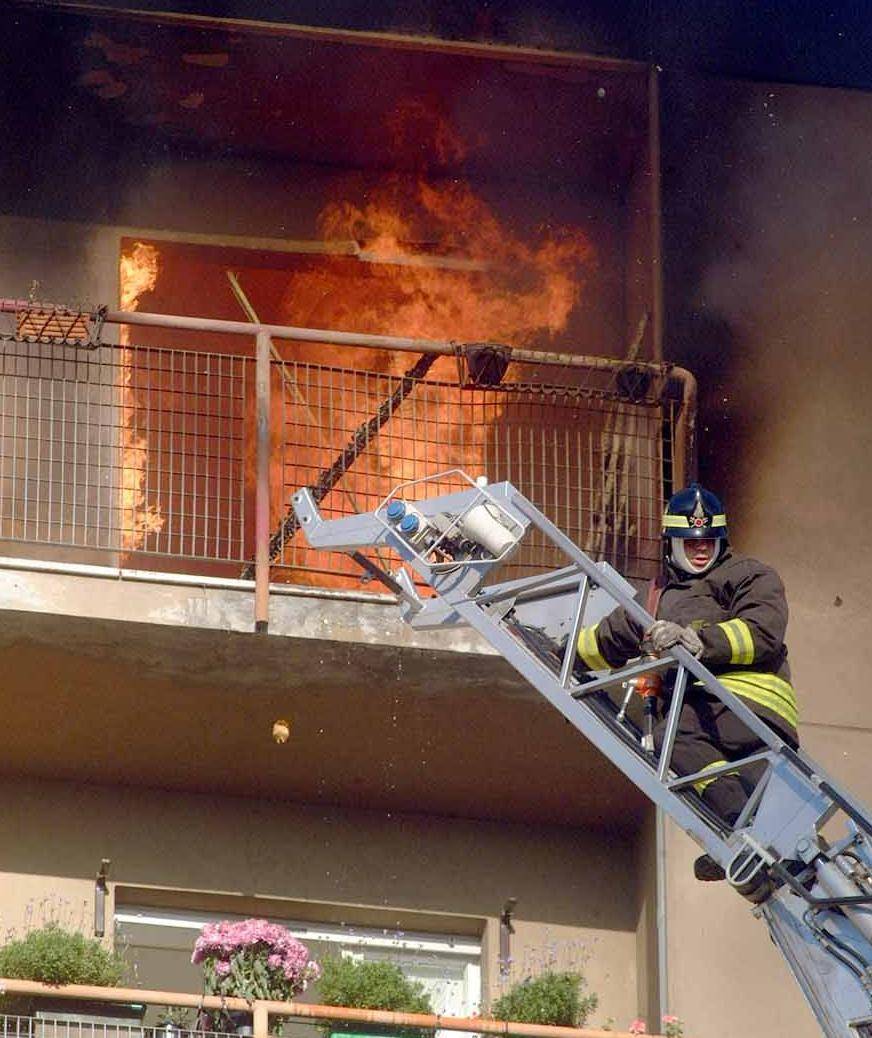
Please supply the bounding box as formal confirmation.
[214,960,232,977]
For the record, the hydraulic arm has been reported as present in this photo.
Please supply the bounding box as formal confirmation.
[293,472,872,1038]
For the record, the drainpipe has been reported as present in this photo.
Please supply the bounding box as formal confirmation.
[655,808,669,1023]
[254,331,271,633]
[670,367,698,486]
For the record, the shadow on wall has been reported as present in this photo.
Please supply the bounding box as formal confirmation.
[0,777,641,932]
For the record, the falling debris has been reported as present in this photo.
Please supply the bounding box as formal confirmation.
[272,719,291,744]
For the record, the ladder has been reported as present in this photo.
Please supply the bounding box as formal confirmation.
[292,472,872,1038]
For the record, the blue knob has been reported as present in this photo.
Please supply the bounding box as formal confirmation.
[386,500,406,522]
[399,513,420,535]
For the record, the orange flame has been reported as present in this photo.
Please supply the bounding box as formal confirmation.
[275,103,594,581]
[285,99,592,348]
[118,242,164,550]
[289,176,592,348]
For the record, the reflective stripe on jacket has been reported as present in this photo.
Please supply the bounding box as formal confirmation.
[575,549,797,735]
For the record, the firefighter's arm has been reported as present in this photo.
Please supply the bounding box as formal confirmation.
[698,564,788,667]
[576,606,645,671]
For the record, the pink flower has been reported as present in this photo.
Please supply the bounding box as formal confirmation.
[629,1020,647,1036]
[662,1016,679,1025]
[192,919,317,1000]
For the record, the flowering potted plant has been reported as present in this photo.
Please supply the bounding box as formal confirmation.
[192,920,320,1034]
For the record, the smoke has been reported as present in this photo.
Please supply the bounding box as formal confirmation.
[662,73,872,564]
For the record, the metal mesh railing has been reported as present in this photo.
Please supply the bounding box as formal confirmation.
[0,303,683,589]
[276,359,672,585]
[0,338,248,564]
[0,1017,241,1038]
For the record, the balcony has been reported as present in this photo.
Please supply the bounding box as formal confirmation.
[0,301,692,596]
[0,981,668,1038]
[0,299,693,827]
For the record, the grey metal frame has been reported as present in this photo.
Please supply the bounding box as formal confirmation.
[293,473,872,1038]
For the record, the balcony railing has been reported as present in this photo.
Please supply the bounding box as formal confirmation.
[0,301,696,628]
[0,979,670,1038]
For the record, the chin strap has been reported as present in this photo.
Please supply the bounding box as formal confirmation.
[669,537,723,575]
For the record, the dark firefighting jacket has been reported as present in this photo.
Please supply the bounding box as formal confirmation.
[576,549,797,737]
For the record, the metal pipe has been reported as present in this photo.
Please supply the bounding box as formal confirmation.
[252,1002,269,1038]
[254,331,271,632]
[655,806,669,1026]
[0,300,673,375]
[2,299,698,472]
[27,1,648,76]
[0,979,660,1038]
[816,859,872,945]
[0,554,396,603]
[671,367,698,486]
[648,65,663,364]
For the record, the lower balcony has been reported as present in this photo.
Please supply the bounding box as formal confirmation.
[0,981,668,1038]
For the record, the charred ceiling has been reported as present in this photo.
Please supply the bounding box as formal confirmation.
[2,3,649,214]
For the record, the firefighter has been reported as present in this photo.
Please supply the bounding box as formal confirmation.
[575,483,799,882]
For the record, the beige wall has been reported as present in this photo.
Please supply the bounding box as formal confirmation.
[0,777,641,1027]
[662,78,872,1038]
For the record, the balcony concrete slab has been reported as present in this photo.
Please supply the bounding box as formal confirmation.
[0,562,647,829]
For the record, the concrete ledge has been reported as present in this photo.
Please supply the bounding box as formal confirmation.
[0,561,495,656]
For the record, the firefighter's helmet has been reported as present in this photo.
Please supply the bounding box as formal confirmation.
[662,483,729,540]
[662,483,728,574]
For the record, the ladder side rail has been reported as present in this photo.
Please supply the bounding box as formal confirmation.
[778,744,872,841]
[472,564,586,606]
[440,589,733,859]
[560,575,590,689]
[656,665,688,782]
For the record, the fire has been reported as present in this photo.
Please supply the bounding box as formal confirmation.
[275,102,594,581]
[289,176,592,347]
[118,242,164,550]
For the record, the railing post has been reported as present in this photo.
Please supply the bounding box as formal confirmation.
[254,331,271,633]
[253,1001,269,1038]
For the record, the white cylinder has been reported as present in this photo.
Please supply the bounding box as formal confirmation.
[457,502,519,556]
[817,859,872,944]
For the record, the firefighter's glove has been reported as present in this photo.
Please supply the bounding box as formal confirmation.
[645,620,703,658]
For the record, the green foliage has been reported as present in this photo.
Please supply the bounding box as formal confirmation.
[0,924,127,1015]
[317,957,433,1016]
[0,924,127,986]
[490,971,598,1028]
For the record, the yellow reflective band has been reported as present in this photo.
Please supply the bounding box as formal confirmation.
[715,672,798,730]
[577,624,609,671]
[661,513,727,530]
[692,759,739,795]
[718,618,755,665]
